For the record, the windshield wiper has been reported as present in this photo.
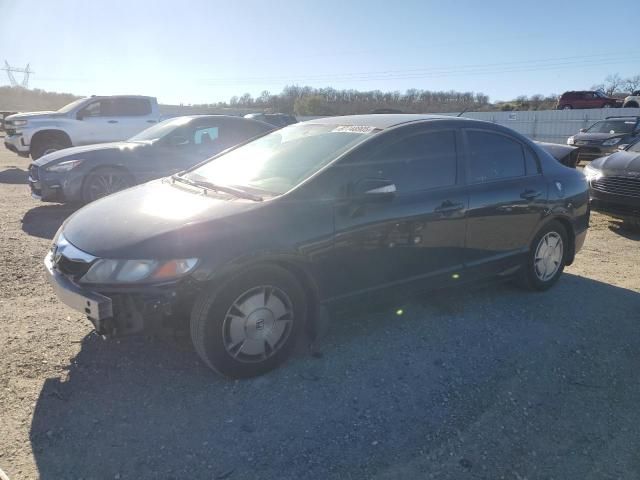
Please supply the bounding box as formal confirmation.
[171,174,263,201]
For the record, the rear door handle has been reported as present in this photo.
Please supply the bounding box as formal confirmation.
[107,120,118,124]
[520,189,542,200]
[434,200,465,215]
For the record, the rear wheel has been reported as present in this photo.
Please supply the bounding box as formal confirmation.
[190,265,306,378]
[517,221,568,291]
[81,167,134,203]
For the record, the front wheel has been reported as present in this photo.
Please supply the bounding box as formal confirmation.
[517,221,568,291]
[190,265,306,378]
[81,167,134,203]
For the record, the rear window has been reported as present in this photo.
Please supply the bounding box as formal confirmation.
[110,98,152,116]
[467,130,526,183]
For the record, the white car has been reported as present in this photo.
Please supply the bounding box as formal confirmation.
[3,95,162,159]
[623,90,640,108]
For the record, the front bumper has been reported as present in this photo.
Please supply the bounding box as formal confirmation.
[45,251,199,336]
[4,134,30,157]
[574,144,618,162]
[589,184,640,219]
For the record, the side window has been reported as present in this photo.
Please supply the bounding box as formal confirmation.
[524,147,540,175]
[110,98,152,116]
[194,126,219,145]
[79,100,109,118]
[467,130,526,183]
[353,130,457,194]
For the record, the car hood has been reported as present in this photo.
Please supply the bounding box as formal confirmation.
[574,132,626,142]
[6,111,63,121]
[62,179,265,259]
[591,150,640,173]
[34,141,146,166]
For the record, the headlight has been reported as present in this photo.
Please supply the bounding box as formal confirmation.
[602,138,621,146]
[583,164,603,182]
[45,159,84,172]
[80,258,198,283]
[567,136,575,145]
[11,119,27,127]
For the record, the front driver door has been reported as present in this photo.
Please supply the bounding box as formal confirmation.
[330,126,468,300]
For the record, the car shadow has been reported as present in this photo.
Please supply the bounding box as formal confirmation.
[0,166,28,184]
[28,274,640,479]
[22,204,78,240]
[607,220,640,241]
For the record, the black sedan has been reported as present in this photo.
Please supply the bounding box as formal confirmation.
[28,115,274,203]
[45,115,590,378]
[567,116,640,162]
[585,139,640,230]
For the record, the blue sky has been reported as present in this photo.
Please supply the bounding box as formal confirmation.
[1,0,638,105]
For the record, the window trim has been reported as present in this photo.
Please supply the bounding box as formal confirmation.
[462,128,537,185]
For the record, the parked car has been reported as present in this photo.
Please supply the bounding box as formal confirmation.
[585,138,640,230]
[3,95,162,159]
[556,90,621,110]
[622,90,640,108]
[567,116,640,162]
[29,115,274,204]
[45,115,589,378]
[243,113,297,128]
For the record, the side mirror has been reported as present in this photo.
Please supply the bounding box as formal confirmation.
[353,178,396,201]
[579,128,586,133]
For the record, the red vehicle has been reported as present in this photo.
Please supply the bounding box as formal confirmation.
[557,91,621,110]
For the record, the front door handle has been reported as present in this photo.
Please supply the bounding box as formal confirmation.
[435,200,465,215]
[107,120,118,124]
[520,189,542,201]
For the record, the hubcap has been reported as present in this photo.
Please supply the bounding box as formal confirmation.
[222,285,293,363]
[43,147,59,156]
[88,173,129,200]
[534,232,563,281]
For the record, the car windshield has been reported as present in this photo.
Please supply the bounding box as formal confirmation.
[586,120,636,134]
[128,116,192,142]
[185,123,376,195]
[56,98,89,113]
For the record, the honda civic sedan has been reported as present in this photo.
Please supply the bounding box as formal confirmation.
[45,115,590,378]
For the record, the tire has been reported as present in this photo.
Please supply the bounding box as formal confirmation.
[622,217,640,232]
[517,220,568,291]
[30,135,71,159]
[561,105,572,110]
[81,167,134,203]
[603,103,613,108]
[624,102,639,108]
[190,264,306,378]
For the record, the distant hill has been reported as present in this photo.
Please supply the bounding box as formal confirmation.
[0,86,80,112]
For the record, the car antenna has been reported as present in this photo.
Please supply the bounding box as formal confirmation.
[457,108,469,118]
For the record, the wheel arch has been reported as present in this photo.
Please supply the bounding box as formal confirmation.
[31,129,72,148]
[80,164,136,202]
[535,215,576,265]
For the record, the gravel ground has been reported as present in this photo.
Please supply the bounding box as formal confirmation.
[1,143,639,480]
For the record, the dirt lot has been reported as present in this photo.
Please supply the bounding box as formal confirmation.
[1,142,639,480]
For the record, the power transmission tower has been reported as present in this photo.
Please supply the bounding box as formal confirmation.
[2,61,33,88]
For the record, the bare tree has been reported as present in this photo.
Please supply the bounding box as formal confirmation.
[624,75,640,93]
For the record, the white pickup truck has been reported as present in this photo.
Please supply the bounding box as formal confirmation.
[3,95,162,159]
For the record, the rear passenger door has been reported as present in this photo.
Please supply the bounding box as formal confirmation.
[331,127,468,297]
[462,129,547,278]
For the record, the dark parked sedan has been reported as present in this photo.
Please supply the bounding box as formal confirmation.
[45,115,589,378]
[567,116,640,162]
[585,139,640,230]
[28,115,274,203]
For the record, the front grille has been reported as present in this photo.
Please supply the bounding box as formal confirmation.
[592,176,640,198]
[5,128,16,136]
[29,164,39,180]
[56,255,92,279]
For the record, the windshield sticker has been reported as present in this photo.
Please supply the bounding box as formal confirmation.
[331,125,377,134]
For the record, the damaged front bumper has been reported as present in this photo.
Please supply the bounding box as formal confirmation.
[45,251,199,336]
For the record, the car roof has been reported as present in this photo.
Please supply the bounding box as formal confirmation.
[301,114,462,130]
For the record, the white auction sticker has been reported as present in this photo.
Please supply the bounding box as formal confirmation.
[331,125,377,134]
